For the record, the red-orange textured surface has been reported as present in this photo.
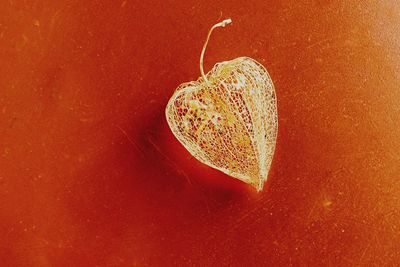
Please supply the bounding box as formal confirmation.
[1,1,400,266]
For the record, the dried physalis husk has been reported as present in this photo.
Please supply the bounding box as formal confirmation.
[165,19,278,191]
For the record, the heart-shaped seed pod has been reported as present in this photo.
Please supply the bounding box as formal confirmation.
[165,19,278,191]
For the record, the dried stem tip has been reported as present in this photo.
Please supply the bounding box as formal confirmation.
[200,18,233,84]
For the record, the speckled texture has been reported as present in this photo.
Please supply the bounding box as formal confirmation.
[1,0,400,266]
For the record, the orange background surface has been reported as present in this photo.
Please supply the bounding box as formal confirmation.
[1,1,400,266]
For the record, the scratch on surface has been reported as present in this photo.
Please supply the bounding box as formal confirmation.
[227,205,262,233]
[116,125,146,157]
[147,136,193,186]
[359,235,372,264]
[306,201,318,221]
[305,35,343,50]
[218,206,266,248]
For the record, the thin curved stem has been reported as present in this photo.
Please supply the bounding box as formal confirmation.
[200,18,232,84]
